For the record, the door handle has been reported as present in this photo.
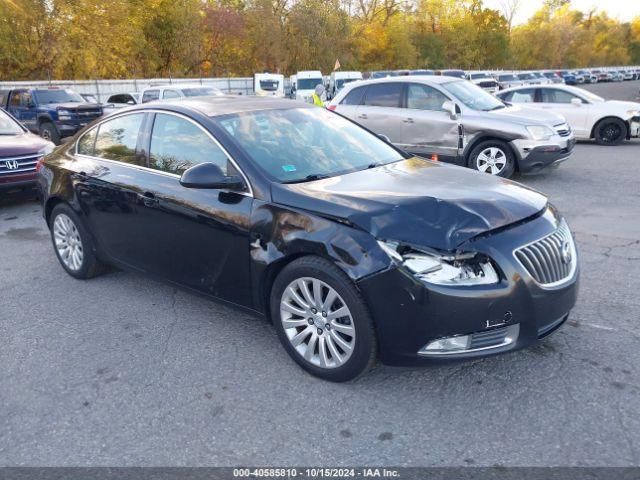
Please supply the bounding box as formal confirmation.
[403,118,414,123]
[138,192,159,207]
[357,114,368,119]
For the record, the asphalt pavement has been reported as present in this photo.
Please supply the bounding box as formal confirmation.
[1,81,639,467]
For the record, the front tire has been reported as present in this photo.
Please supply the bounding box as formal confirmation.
[594,118,627,146]
[271,256,377,382]
[39,122,61,145]
[49,203,106,279]
[468,140,515,178]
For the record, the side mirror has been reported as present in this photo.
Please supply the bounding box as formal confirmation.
[570,98,582,106]
[442,100,458,119]
[377,133,391,143]
[127,100,135,105]
[180,162,244,190]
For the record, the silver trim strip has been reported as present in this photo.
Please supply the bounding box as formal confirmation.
[74,109,254,197]
[0,153,41,162]
[0,166,37,174]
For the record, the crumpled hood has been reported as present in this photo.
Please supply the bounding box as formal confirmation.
[486,104,566,126]
[271,158,548,251]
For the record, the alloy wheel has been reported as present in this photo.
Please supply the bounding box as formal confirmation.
[476,147,507,175]
[280,277,356,369]
[53,213,84,271]
[601,124,622,144]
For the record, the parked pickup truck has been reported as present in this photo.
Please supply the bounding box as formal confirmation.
[0,87,103,145]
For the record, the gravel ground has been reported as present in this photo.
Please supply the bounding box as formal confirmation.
[0,81,639,467]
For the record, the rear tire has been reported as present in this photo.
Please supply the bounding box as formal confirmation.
[467,140,516,178]
[39,122,61,145]
[49,203,106,279]
[594,118,627,146]
[270,256,377,382]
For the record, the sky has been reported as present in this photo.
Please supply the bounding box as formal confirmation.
[483,0,640,25]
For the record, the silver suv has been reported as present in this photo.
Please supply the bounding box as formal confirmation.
[329,76,575,178]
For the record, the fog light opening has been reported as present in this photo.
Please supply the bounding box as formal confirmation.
[420,335,471,354]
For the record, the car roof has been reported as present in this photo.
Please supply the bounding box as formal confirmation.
[352,75,462,86]
[134,95,310,117]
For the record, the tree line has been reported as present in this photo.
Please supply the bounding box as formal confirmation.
[1,0,639,81]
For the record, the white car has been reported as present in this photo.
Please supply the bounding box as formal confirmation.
[466,72,499,93]
[139,84,224,103]
[496,84,640,145]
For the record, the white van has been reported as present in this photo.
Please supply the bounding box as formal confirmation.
[292,70,323,103]
[328,71,362,100]
[254,73,284,97]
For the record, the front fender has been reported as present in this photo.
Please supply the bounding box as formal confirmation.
[249,200,391,314]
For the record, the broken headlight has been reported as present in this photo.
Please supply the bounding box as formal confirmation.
[378,240,499,286]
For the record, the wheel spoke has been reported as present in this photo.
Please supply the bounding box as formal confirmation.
[327,306,348,321]
[297,279,315,307]
[330,330,353,352]
[290,326,313,347]
[322,289,337,311]
[325,334,343,363]
[282,317,309,329]
[490,164,499,175]
[318,336,330,367]
[312,279,323,308]
[287,286,308,310]
[281,301,307,317]
[330,320,354,336]
[304,333,318,361]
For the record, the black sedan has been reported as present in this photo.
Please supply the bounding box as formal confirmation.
[38,97,579,381]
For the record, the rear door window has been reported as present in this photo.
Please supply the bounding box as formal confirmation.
[363,83,403,108]
[503,89,536,103]
[94,113,145,164]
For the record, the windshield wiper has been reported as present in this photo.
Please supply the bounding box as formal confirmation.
[283,173,330,184]
[486,105,506,111]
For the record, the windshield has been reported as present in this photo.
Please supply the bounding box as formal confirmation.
[498,74,518,81]
[182,87,223,97]
[34,89,84,104]
[0,109,24,135]
[297,78,323,90]
[259,80,279,91]
[440,80,505,111]
[336,78,358,89]
[469,73,488,79]
[216,107,404,183]
[518,73,534,80]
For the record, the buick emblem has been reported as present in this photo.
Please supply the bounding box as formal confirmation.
[4,160,19,170]
[561,241,572,265]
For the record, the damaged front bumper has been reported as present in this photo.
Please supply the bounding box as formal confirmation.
[356,208,579,366]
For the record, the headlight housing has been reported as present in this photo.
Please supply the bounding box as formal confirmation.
[526,125,555,141]
[57,109,72,120]
[377,241,499,286]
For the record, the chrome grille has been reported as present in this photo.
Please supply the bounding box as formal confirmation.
[554,123,571,137]
[0,153,40,175]
[478,80,498,89]
[514,220,576,287]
